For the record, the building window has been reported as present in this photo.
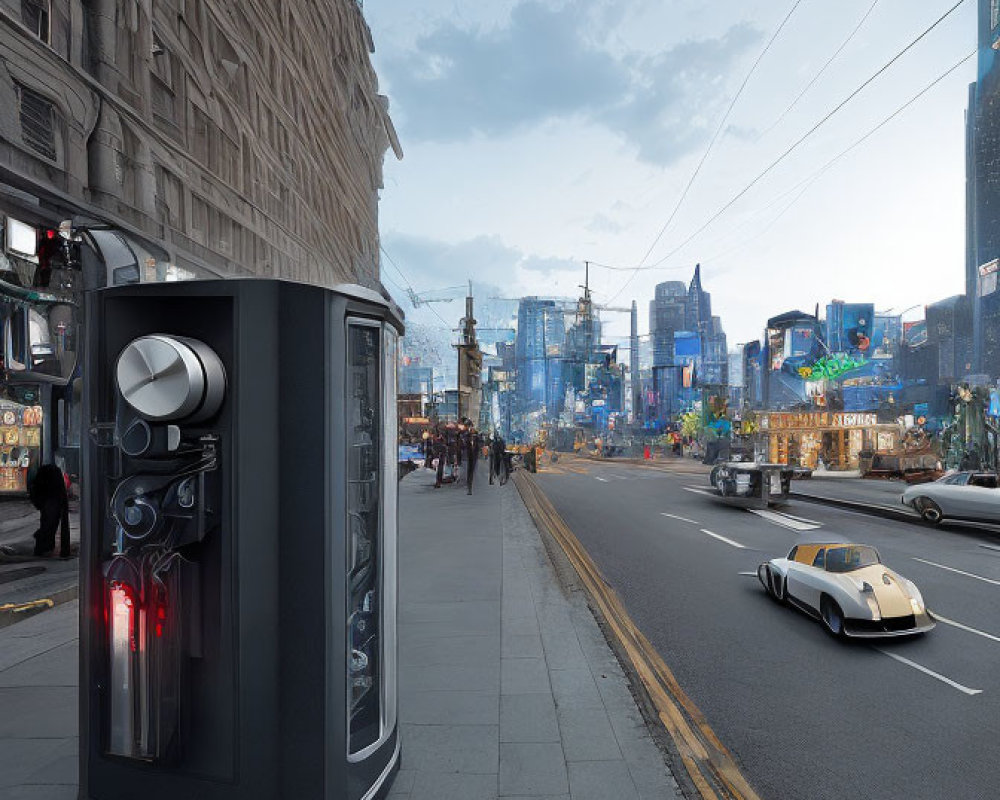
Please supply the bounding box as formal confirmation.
[154,165,184,230]
[190,195,208,245]
[20,0,49,43]
[15,84,56,161]
[190,103,210,166]
[118,126,141,207]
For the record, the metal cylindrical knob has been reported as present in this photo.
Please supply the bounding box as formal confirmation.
[116,335,225,423]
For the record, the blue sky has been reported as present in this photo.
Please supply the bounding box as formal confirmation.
[366,0,976,346]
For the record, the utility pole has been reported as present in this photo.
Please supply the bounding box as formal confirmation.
[630,300,640,425]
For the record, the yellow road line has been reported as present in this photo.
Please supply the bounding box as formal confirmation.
[514,471,760,800]
[0,598,55,614]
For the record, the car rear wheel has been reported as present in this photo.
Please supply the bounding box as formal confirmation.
[820,596,846,638]
[916,498,943,524]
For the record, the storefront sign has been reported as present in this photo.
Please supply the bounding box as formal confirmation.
[761,412,877,430]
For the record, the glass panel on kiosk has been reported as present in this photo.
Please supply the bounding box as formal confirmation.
[347,322,381,756]
[381,327,398,739]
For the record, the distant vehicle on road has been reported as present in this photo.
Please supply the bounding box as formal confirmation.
[901,471,1000,524]
[757,543,935,638]
[709,462,793,508]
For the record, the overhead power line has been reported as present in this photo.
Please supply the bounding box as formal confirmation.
[763,0,881,136]
[665,47,977,270]
[379,244,452,328]
[608,0,806,304]
[592,43,974,281]
[634,0,970,273]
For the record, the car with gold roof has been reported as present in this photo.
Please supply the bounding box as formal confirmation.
[757,542,935,638]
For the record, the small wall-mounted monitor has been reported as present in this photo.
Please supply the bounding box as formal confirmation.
[6,218,37,258]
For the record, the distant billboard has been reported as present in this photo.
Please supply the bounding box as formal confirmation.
[839,303,874,354]
[674,332,700,360]
[786,326,815,359]
[903,320,928,346]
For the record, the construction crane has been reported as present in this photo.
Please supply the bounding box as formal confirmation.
[406,285,465,307]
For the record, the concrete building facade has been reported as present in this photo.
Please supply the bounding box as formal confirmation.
[0,0,399,287]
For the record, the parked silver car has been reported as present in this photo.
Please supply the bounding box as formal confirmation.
[901,471,1000,524]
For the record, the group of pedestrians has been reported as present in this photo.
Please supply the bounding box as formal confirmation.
[425,420,509,494]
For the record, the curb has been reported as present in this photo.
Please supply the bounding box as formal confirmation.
[0,582,79,629]
[792,491,1000,537]
[790,491,918,524]
[515,470,760,800]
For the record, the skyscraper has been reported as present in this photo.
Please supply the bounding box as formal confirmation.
[647,265,727,420]
[965,0,1000,375]
[649,281,686,368]
[515,298,567,416]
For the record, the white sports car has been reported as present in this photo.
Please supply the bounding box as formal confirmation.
[901,471,1000,524]
[757,542,935,638]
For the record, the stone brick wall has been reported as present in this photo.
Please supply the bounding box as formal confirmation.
[0,0,399,288]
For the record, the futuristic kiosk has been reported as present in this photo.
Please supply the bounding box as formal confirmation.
[80,279,402,799]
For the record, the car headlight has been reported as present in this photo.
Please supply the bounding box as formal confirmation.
[910,596,925,615]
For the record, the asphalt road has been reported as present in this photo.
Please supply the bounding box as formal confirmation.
[535,456,1000,800]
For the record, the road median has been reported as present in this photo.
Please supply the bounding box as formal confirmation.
[514,469,760,800]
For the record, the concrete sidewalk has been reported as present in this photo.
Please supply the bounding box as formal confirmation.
[391,467,681,800]
[0,499,81,628]
[0,598,79,799]
[0,464,681,800]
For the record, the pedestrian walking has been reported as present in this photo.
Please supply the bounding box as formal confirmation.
[433,430,447,488]
[29,464,71,558]
[465,427,481,495]
[488,433,497,485]
[489,432,506,485]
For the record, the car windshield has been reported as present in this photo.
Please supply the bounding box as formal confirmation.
[824,546,880,573]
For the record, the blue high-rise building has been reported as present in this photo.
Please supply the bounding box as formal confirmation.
[647,265,727,421]
[514,298,567,416]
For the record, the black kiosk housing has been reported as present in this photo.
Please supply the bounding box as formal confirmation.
[80,279,402,799]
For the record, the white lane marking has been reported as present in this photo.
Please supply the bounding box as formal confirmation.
[774,510,823,525]
[979,543,1000,552]
[699,529,746,549]
[875,649,983,696]
[929,611,1000,644]
[748,508,822,531]
[912,558,1000,587]
[594,476,610,482]
[737,571,758,576]
[661,512,699,525]
[683,486,713,496]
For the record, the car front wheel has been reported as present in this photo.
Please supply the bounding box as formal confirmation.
[758,565,786,602]
[820,596,846,638]
[916,497,943,524]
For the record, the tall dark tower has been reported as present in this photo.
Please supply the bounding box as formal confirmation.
[685,263,712,334]
[966,0,1000,376]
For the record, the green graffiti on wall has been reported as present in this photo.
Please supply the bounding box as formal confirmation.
[797,354,866,382]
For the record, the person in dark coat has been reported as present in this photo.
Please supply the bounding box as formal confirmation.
[433,430,447,488]
[465,428,481,495]
[490,432,506,485]
[29,464,70,558]
[488,433,498,485]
